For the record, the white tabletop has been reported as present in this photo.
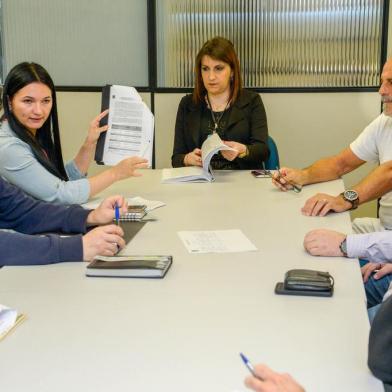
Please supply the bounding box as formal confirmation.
[0,170,383,392]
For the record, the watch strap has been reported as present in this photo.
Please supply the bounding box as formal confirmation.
[340,191,359,210]
[339,237,348,257]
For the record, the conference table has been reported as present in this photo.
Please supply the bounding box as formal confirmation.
[0,170,383,392]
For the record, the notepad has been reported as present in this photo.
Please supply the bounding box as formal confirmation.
[115,205,147,221]
[86,255,172,278]
[0,304,26,341]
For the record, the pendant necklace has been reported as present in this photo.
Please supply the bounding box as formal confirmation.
[206,95,230,133]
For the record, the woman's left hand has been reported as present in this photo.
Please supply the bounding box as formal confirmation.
[221,140,246,161]
[86,109,109,146]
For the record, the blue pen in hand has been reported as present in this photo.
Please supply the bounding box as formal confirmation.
[114,203,121,226]
[240,352,264,381]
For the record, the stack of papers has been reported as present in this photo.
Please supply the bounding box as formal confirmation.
[98,85,154,167]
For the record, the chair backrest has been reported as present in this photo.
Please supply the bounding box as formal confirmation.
[264,136,280,170]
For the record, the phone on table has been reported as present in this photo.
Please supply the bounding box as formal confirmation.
[251,169,272,178]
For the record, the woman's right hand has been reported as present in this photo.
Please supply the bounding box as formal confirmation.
[184,148,202,167]
[112,156,149,181]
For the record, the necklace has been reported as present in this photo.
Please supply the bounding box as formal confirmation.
[206,95,230,133]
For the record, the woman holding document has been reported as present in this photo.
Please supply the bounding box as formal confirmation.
[171,37,269,170]
[0,62,148,204]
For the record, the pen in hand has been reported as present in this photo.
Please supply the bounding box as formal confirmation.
[240,352,264,381]
[276,167,302,193]
[114,203,121,226]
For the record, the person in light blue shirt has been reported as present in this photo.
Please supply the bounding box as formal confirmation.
[0,62,148,205]
[304,228,392,318]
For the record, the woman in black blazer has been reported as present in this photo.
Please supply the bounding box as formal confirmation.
[172,37,269,170]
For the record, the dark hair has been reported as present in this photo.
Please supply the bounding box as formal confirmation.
[193,37,242,105]
[2,62,68,180]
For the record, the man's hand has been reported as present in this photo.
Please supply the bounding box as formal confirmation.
[272,167,305,192]
[362,262,392,283]
[184,148,202,166]
[87,195,128,226]
[244,363,305,392]
[304,229,346,257]
[82,225,125,261]
[301,193,351,216]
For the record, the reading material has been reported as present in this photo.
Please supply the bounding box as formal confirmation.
[95,85,154,166]
[86,255,172,278]
[0,304,25,341]
[115,205,147,221]
[178,229,258,253]
[162,133,235,183]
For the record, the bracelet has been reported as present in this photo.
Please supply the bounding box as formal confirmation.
[238,146,249,159]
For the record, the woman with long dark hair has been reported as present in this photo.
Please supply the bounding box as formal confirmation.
[0,62,148,204]
[172,37,269,170]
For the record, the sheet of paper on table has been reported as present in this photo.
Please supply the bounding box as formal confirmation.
[178,229,258,253]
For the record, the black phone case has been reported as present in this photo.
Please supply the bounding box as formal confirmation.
[274,282,333,297]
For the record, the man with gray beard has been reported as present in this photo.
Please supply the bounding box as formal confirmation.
[272,59,392,313]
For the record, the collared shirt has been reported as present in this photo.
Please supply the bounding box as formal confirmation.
[347,231,392,262]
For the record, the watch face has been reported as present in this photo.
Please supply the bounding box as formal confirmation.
[344,190,358,201]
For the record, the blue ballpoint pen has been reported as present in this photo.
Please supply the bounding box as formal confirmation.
[114,203,120,226]
[240,352,264,381]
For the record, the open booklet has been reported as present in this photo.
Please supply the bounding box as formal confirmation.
[162,133,235,183]
[95,85,154,167]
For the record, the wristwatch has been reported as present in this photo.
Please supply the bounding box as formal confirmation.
[339,237,348,257]
[340,190,359,210]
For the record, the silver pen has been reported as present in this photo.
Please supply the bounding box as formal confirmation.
[276,167,302,193]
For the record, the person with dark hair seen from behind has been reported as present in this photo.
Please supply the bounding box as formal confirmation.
[0,62,148,205]
[171,37,269,170]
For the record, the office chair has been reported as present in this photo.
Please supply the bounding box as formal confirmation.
[263,136,280,170]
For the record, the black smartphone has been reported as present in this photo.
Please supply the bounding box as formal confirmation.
[251,169,272,178]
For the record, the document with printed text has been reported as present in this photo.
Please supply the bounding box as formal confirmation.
[95,85,154,166]
[178,229,258,253]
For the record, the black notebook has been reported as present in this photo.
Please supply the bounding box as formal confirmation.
[86,255,172,278]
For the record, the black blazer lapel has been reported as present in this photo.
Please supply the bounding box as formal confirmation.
[226,91,252,129]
